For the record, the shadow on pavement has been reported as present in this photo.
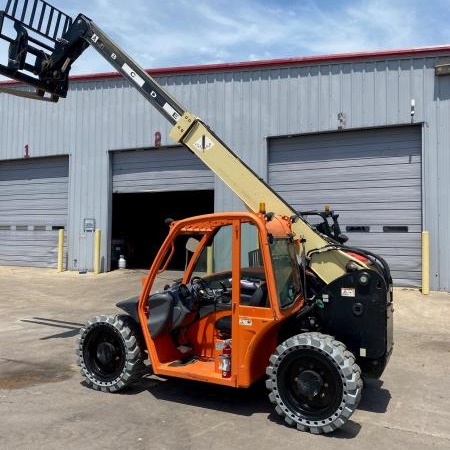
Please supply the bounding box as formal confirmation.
[358,378,391,413]
[21,317,83,340]
[112,373,364,438]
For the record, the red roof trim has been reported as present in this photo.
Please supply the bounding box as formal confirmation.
[1,45,450,85]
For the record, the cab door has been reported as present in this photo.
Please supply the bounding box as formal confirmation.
[230,219,278,388]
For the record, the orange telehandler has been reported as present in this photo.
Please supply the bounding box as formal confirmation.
[0,0,393,434]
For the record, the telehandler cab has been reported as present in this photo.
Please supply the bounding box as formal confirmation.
[0,0,394,434]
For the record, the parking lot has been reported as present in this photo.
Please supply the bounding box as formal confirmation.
[0,265,449,450]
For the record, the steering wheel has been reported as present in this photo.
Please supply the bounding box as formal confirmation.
[190,276,217,304]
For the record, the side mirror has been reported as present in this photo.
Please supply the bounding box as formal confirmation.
[185,237,201,271]
[185,237,200,253]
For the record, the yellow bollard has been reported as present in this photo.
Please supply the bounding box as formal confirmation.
[421,231,429,295]
[207,246,213,275]
[57,228,64,273]
[94,229,101,275]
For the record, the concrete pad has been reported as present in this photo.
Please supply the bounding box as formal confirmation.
[0,266,449,449]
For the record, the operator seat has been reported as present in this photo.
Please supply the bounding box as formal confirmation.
[247,283,268,307]
[215,283,268,334]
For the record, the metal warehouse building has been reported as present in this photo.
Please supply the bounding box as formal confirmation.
[1,46,450,291]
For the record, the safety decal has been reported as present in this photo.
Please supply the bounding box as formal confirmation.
[341,288,355,297]
[239,317,252,326]
[194,135,214,151]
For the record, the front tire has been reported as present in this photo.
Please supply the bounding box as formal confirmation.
[266,332,362,434]
[76,314,146,392]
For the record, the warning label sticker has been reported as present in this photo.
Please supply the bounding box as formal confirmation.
[194,136,214,151]
[239,317,252,326]
[341,288,356,298]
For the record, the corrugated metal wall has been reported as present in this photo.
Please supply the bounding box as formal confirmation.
[0,54,449,290]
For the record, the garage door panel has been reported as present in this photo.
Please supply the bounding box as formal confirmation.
[269,126,422,287]
[342,226,421,235]
[113,147,214,193]
[113,170,211,181]
[376,256,420,271]
[275,126,419,146]
[0,157,68,268]
[0,215,68,225]
[271,151,421,167]
[115,182,214,194]
[284,185,421,201]
[0,198,68,209]
[272,128,420,161]
[273,145,420,163]
[352,246,421,257]
[338,210,422,226]
[0,207,68,221]
[297,201,421,212]
[305,215,421,229]
[343,210,421,222]
[0,252,58,267]
[113,173,213,192]
[114,158,208,173]
[344,225,422,233]
[391,276,421,288]
[0,180,68,197]
[270,170,421,187]
[0,162,69,181]
[345,232,421,247]
[112,148,202,164]
[283,188,420,206]
[0,239,58,255]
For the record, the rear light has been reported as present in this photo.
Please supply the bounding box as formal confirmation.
[346,251,370,264]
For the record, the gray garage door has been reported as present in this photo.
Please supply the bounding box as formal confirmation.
[0,156,69,268]
[269,126,422,287]
[112,146,214,193]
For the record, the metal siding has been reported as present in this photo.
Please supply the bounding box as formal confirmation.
[0,156,69,267]
[436,73,450,289]
[0,54,449,289]
[269,126,422,286]
[112,147,214,193]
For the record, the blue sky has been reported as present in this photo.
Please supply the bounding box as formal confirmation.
[2,0,450,75]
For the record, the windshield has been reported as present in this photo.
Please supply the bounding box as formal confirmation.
[270,238,302,309]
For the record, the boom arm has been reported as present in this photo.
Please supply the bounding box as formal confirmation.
[0,0,370,284]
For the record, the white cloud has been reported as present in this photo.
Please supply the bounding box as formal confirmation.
[1,0,449,80]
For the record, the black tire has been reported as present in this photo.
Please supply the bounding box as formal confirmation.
[266,332,362,434]
[76,314,146,392]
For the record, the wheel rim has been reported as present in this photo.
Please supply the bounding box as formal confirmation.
[278,348,343,421]
[83,324,126,382]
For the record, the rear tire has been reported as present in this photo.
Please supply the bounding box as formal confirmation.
[266,332,362,434]
[76,314,146,392]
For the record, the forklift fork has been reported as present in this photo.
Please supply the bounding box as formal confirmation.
[0,0,75,101]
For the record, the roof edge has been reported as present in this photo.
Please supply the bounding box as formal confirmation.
[1,45,450,86]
